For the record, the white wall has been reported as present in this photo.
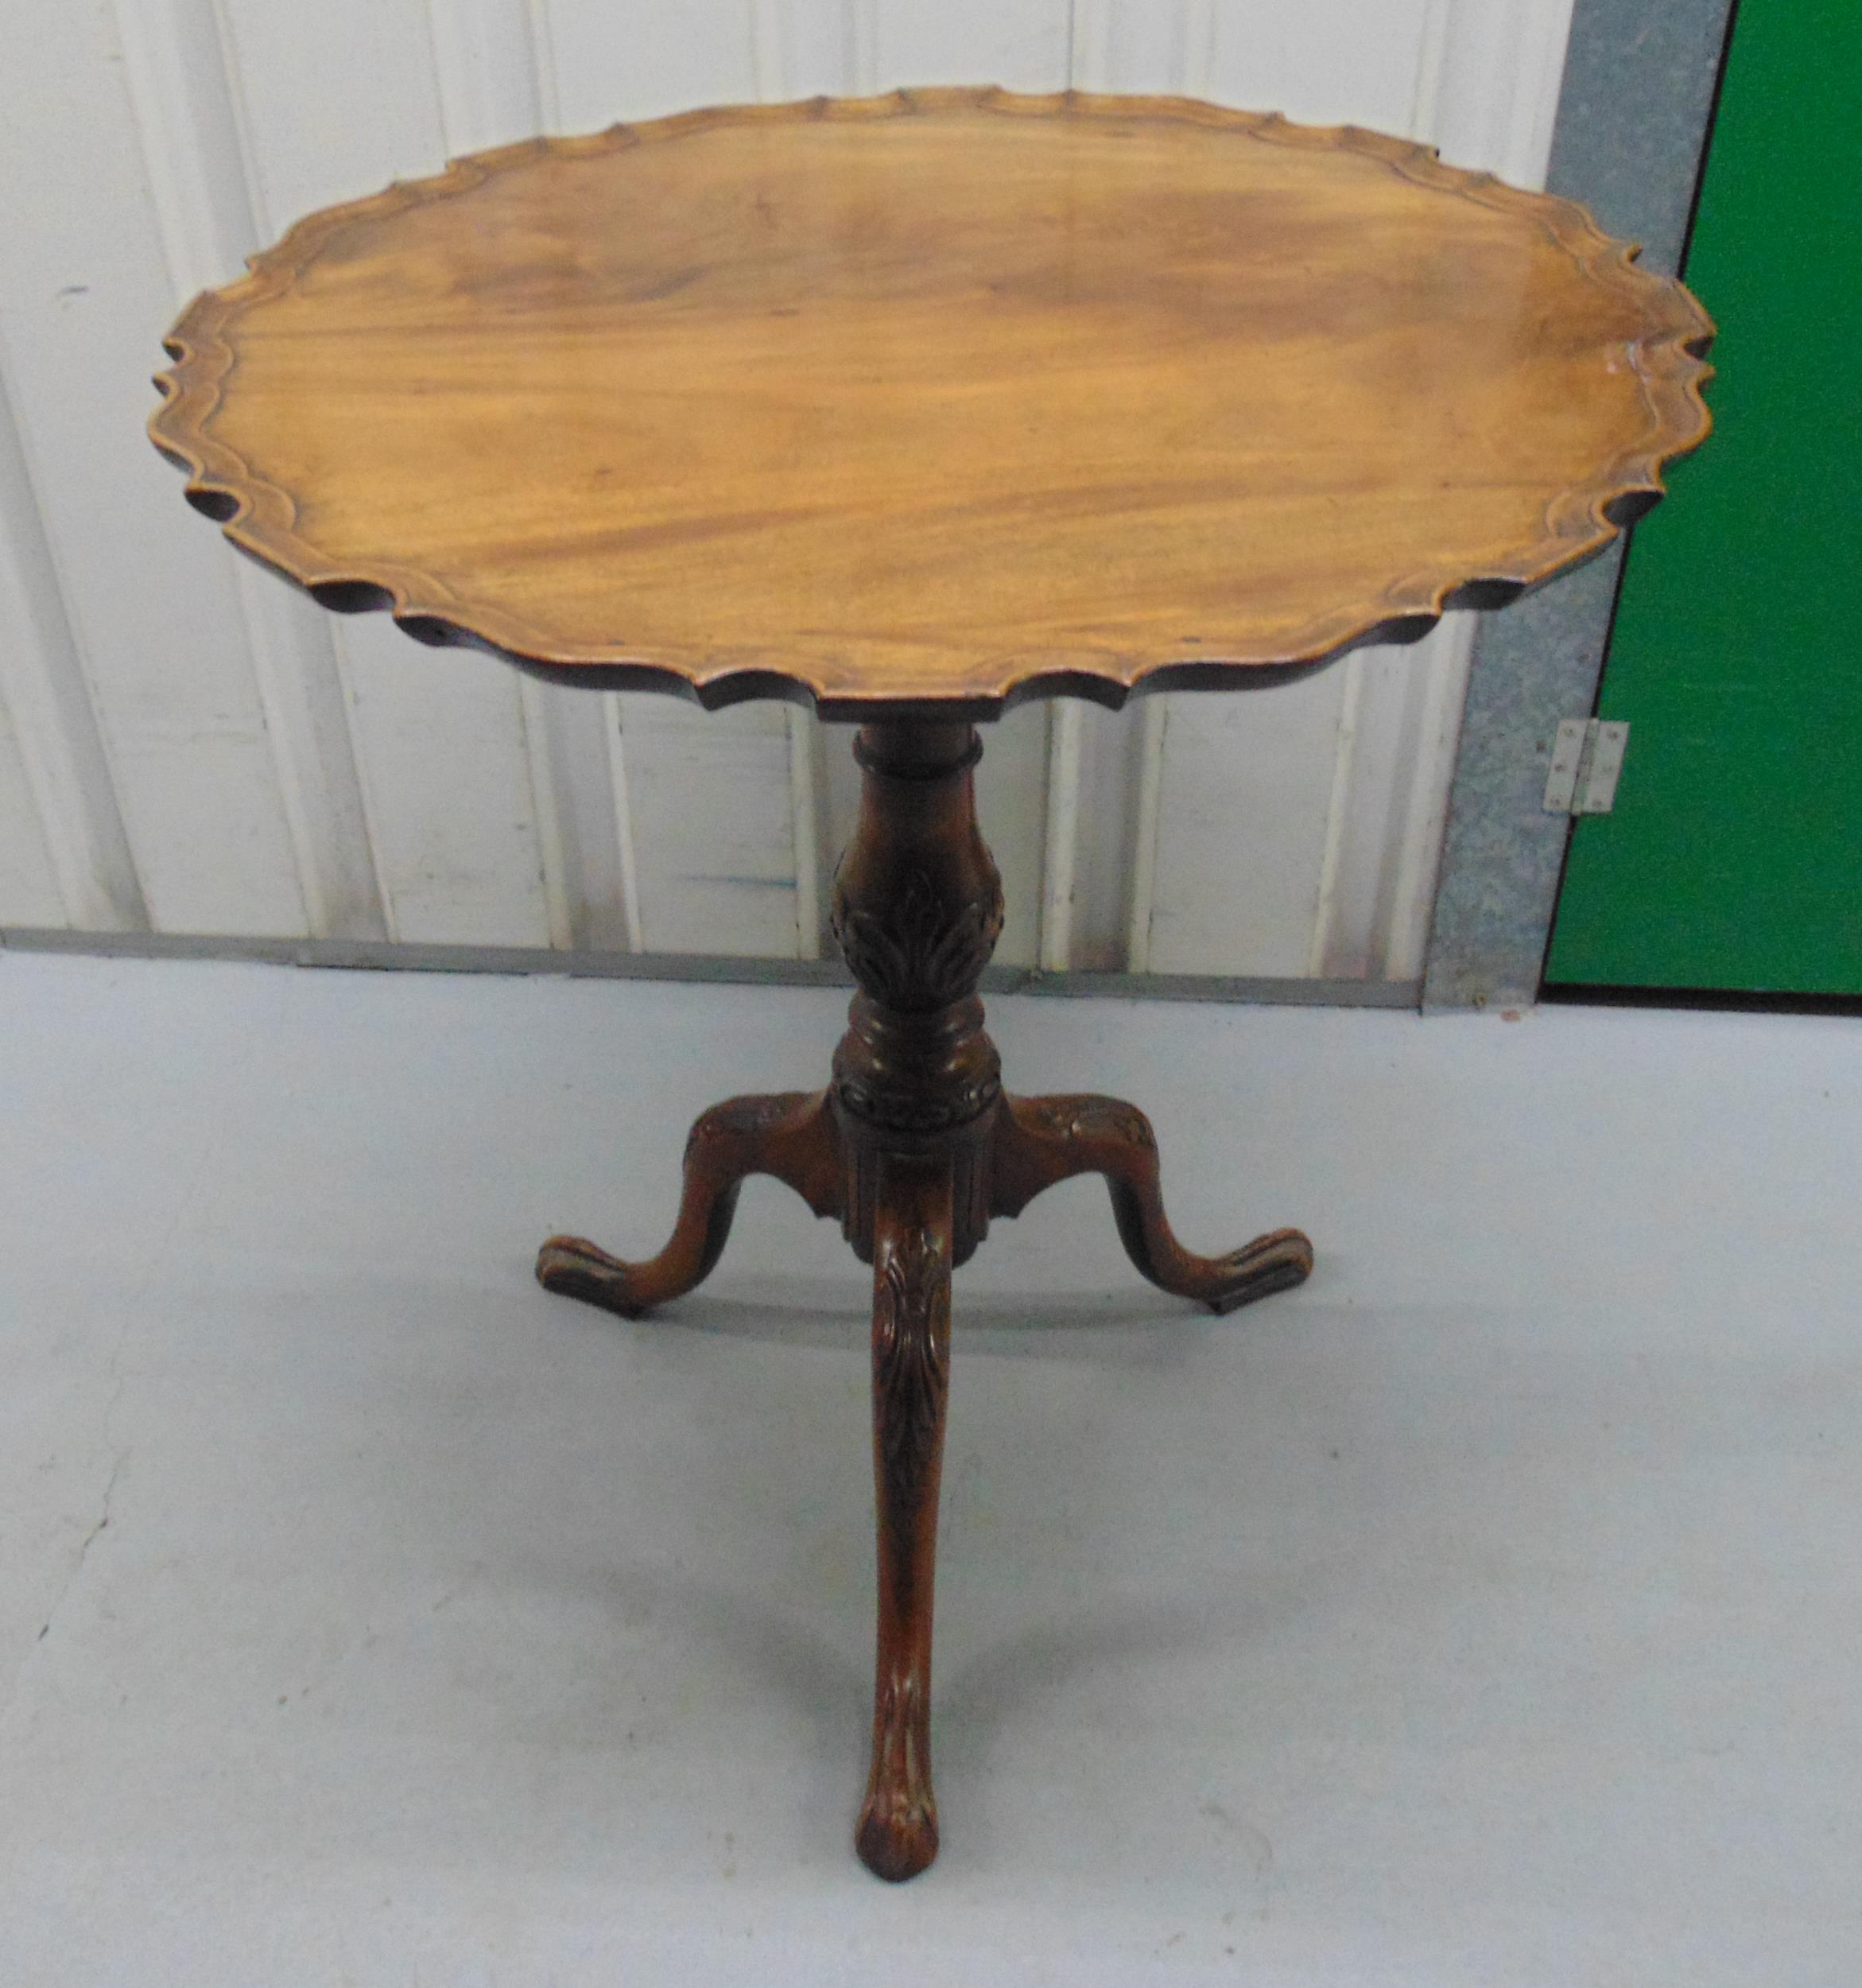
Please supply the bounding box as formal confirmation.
[0,0,1573,977]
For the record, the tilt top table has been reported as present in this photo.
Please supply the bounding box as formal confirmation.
[149,87,1712,1881]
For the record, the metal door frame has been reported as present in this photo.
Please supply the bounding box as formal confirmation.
[1421,0,1739,1010]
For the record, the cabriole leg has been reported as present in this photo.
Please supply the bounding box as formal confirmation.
[537,1089,840,1318]
[855,1152,955,1882]
[991,1092,1312,1314]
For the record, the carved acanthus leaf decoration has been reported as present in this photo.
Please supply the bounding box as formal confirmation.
[873,1223,951,1527]
[1022,1095,1156,1150]
[832,866,1004,1011]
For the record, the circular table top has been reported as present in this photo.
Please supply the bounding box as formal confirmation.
[149,88,1713,717]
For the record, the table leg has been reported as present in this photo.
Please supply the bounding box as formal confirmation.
[855,1151,953,1882]
[990,1092,1313,1313]
[535,1089,840,1317]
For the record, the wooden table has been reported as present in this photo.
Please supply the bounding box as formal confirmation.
[149,88,1712,1882]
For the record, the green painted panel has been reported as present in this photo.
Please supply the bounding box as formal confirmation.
[1546,0,1862,992]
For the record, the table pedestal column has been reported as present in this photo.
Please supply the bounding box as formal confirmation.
[537,718,1313,1881]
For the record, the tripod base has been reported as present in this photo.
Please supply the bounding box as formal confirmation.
[537,1086,1310,1326]
[536,720,1311,1881]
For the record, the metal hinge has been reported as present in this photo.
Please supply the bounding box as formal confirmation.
[1543,718,1629,815]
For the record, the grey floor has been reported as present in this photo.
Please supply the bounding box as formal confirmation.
[2,952,1857,1986]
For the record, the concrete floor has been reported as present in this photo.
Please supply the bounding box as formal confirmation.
[1,950,1857,1986]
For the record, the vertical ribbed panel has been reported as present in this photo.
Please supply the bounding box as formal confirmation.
[117,0,388,940]
[0,371,145,930]
[1129,0,1575,979]
[0,0,1573,988]
[0,0,305,935]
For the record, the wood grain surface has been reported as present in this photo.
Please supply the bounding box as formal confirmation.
[149,87,1713,716]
